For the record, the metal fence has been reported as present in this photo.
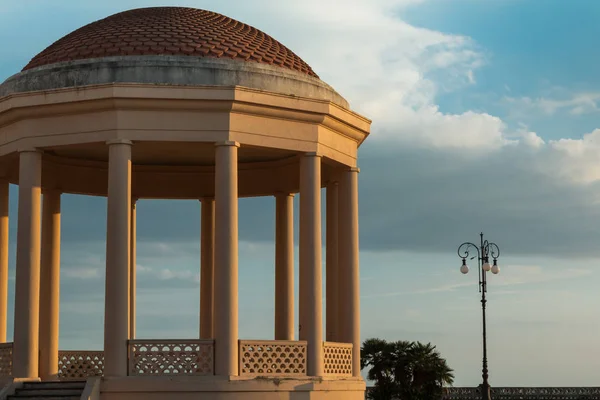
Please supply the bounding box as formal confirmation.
[366,387,600,399]
[444,387,600,399]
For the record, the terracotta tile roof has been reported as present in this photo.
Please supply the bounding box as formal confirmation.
[22,7,319,78]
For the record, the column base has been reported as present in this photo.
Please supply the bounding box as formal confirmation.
[101,376,365,400]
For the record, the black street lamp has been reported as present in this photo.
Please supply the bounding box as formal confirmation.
[457,232,500,400]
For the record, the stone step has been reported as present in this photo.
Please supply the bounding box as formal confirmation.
[22,381,86,390]
[15,388,83,396]
[9,380,86,400]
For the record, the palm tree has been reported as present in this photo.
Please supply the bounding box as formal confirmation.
[361,338,454,400]
[406,342,454,399]
[361,338,400,400]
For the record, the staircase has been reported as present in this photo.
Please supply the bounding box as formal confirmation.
[7,380,86,400]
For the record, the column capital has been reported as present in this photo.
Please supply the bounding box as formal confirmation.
[200,197,215,203]
[131,198,138,207]
[326,180,339,187]
[106,139,133,146]
[345,166,360,173]
[18,147,43,154]
[302,152,322,158]
[274,192,295,199]
[215,141,240,148]
[41,188,62,196]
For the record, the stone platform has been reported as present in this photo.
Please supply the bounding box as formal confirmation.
[100,376,366,400]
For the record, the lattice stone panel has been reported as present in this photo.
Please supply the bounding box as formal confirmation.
[323,342,352,377]
[239,340,307,377]
[128,340,214,375]
[0,343,12,376]
[58,351,104,380]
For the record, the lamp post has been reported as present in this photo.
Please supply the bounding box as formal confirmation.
[457,232,500,400]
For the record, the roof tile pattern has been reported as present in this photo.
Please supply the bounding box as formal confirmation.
[23,7,318,78]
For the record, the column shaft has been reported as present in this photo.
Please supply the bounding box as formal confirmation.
[326,182,339,342]
[299,154,323,376]
[200,198,215,339]
[338,167,361,377]
[103,140,132,377]
[13,150,42,378]
[0,180,8,343]
[214,141,239,376]
[275,193,294,341]
[39,190,61,380]
[129,200,137,339]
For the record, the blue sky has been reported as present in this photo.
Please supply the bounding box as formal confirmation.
[2,0,600,387]
[400,0,600,141]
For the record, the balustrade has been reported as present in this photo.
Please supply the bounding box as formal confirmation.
[0,342,12,376]
[0,339,361,380]
[128,339,214,376]
[239,340,307,377]
[323,341,352,377]
[58,350,104,380]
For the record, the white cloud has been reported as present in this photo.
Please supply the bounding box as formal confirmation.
[62,267,101,279]
[493,264,592,286]
[538,93,600,115]
[292,8,495,149]
[136,263,152,273]
[520,130,545,148]
[537,129,600,184]
[156,268,200,283]
[504,92,600,117]
[363,265,592,299]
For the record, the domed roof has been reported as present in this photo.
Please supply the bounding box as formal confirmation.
[22,7,318,78]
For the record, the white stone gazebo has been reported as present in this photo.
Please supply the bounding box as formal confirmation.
[0,7,370,399]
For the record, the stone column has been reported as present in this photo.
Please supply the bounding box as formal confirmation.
[129,199,137,340]
[275,193,294,341]
[0,180,8,343]
[338,167,360,377]
[200,198,215,339]
[299,153,323,377]
[214,141,239,376]
[39,190,61,380]
[326,182,339,342]
[103,139,132,377]
[13,149,42,378]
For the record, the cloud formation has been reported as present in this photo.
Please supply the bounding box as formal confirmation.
[504,92,600,116]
